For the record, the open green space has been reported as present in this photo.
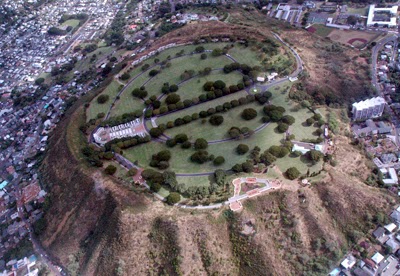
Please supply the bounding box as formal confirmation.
[89,42,325,190]
[143,54,232,98]
[311,24,333,37]
[61,19,80,28]
[176,70,244,102]
[347,7,369,16]
[87,80,121,121]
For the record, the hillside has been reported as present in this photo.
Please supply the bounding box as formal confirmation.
[37,10,395,276]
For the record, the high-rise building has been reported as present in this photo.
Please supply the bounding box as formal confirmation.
[352,97,385,121]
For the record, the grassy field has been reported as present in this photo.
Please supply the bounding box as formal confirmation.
[311,24,333,37]
[143,54,233,98]
[61,19,80,28]
[347,7,368,16]
[156,90,248,125]
[87,80,121,121]
[174,70,243,101]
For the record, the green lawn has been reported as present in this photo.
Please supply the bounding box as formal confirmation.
[156,90,248,126]
[176,70,243,102]
[311,24,333,37]
[227,44,264,67]
[143,54,233,98]
[61,19,80,28]
[158,100,268,141]
[87,80,121,121]
[347,7,368,16]
[123,121,283,174]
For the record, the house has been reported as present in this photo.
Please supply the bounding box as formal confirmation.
[371,252,385,265]
[373,227,386,239]
[390,210,400,224]
[385,237,400,252]
[341,255,356,270]
[384,223,397,233]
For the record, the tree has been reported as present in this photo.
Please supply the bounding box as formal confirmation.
[214,80,226,90]
[306,118,315,126]
[195,46,205,53]
[268,110,283,122]
[200,53,207,60]
[97,94,109,104]
[191,150,209,164]
[213,156,225,166]
[242,162,253,173]
[241,108,258,120]
[166,192,181,205]
[150,182,161,192]
[260,152,276,166]
[149,69,159,76]
[165,93,181,104]
[120,73,130,80]
[194,138,208,150]
[149,127,163,138]
[209,115,224,126]
[156,150,171,161]
[277,122,289,133]
[169,84,179,92]
[236,144,249,155]
[104,165,117,175]
[174,133,188,143]
[211,48,223,56]
[307,150,324,163]
[282,115,295,125]
[285,167,301,180]
[203,81,214,91]
[35,78,45,85]
[127,168,138,176]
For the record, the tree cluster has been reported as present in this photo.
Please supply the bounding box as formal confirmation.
[150,150,172,169]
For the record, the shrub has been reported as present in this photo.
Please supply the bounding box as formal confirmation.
[97,112,105,119]
[213,156,225,166]
[104,165,117,175]
[194,138,208,150]
[236,144,249,155]
[285,167,301,180]
[241,108,258,120]
[200,53,207,60]
[166,192,181,204]
[97,94,109,104]
[209,115,224,126]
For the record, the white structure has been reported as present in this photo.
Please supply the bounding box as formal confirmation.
[371,252,384,264]
[341,255,356,270]
[380,168,398,185]
[352,97,385,121]
[367,5,398,27]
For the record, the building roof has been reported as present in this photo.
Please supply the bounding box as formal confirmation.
[373,227,385,238]
[391,210,400,222]
[341,255,356,269]
[384,223,397,233]
[352,97,385,111]
[367,5,398,26]
[371,252,384,264]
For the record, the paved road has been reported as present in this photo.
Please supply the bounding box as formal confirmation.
[371,34,398,93]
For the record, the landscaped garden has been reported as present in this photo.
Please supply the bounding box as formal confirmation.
[84,39,328,204]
